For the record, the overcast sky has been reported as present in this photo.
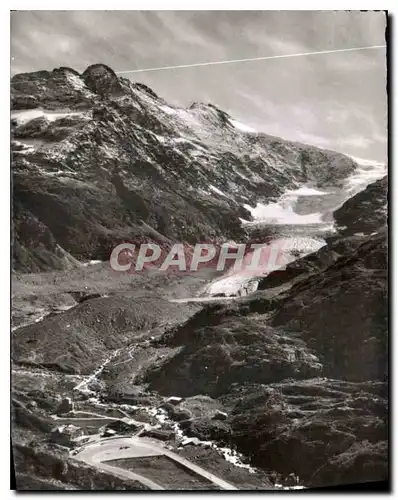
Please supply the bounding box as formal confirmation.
[11,11,387,162]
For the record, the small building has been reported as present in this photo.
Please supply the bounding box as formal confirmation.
[57,397,74,415]
[212,410,228,421]
[51,424,83,447]
[101,418,143,437]
[165,396,183,406]
[181,437,201,447]
[101,428,117,438]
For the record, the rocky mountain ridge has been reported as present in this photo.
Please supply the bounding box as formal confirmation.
[12,63,357,272]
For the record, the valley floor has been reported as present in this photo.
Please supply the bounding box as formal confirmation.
[12,264,278,490]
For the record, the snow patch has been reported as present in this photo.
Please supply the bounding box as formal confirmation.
[204,275,256,297]
[209,185,230,198]
[172,137,189,144]
[82,260,104,267]
[243,185,331,225]
[37,168,79,178]
[152,133,167,144]
[275,484,305,490]
[34,314,47,324]
[65,72,92,96]
[160,105,179,116]
[204,235,326,297]
[285,186,330,196]
[244,201,323,225]
[13,142,35,154]
[11,108,85,125]
[345,157,387,195]
[229,119,257,133]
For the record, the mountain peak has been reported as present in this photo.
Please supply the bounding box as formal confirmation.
[81,63,124,97]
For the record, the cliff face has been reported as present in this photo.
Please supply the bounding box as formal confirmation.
[333,175,388,236]
[12,64,357,271]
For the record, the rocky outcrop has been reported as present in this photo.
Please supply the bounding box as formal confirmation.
[334,176,388,236]
[82,64,124,97]
[13,205,80,272]
[269,230,387,382]
[226,379,387,485]
[145,315,322,398]
[257,234,363,291]
[11,67,96,110]
[309,440,388,487]
[145,229,387,391]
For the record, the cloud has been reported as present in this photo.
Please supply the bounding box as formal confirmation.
[327,108,350,124]
[338,135,373,149]
[295,132,333,148]
[10,11,387,161]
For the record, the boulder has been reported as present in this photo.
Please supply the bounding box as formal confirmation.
[82,64,124,97]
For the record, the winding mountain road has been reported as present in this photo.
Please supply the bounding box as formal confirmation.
[74,435,239,490]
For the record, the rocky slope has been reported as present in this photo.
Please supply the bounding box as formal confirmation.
[12,294,200,374]
[137,229,387,486]
[12,64,357,271]
[333,175,388,237]
[137,168,388,487]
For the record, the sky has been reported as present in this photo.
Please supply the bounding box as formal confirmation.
[10,11,387,162]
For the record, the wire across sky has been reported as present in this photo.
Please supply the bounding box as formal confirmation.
[115,44,386,75]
